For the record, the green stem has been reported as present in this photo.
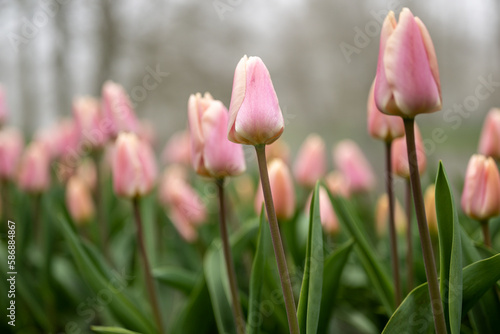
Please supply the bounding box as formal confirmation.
[404,118,447,334]
[132,198,164,334]
[480,219,491,248]
[385,141,401,306]
[93,150,111,263]
[405,178,414,292]
[216,178,245,334]
[255,145,299,334]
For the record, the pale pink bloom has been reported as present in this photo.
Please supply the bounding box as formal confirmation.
[75,158,97,191]
[333,140,375,193]
[375,193,407,237]
[391,123,426,178]
[137,119,157,147]
[266,138,291,164]
[374,8,441,118]
[55,119,80,158]
[367,79,404,142]
[73,96,107,148]
[293,134,327,188]
[101,81,139,138]
[161,130,192,166]
[112,132,157,198]
[305,186,339,235]
[254,159,295,220]
[188,93,246,178]
[424,184,438,235]
[478,108,500,160]
[66,176,95,225]
[18,142,51,193]
[0,127,24,180]
[461,155,500,221]
[228,55,284,145]
[325,171,351,199]
[0,85,8,126]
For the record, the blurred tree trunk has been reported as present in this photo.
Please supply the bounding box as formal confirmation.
[54,1,70,118]
[94,0,117,95]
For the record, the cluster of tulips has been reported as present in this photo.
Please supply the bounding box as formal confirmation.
[1,7,500,334]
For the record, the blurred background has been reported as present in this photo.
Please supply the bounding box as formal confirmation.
[0,0,499,187]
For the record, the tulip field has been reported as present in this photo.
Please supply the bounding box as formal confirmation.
[2,6,500,334]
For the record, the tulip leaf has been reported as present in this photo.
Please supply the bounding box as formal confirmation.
[153,266,198,294]
[91,326,141,334]
[324,184,394,315]
[297,182,324,334]
[382,253,500,334]
[435,161,462,334]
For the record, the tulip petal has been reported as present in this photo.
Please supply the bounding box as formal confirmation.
[228,56,248,143]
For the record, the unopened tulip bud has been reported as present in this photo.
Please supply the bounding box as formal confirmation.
[228,55,284,145]
[0,128,24,180]
[102,81,138,138]
[391,123,426,178]
[293,134,327,188]
[112,133,157,198]
[255,159,295,220]
[374,8,441,119]
[461,155,500,221]
[266,138,291,164]
[76,159,97,191]
[305,186,339,235]
[375,194,407,237]
[325,171,351,199]
[161,130,192,166]
[333,140,375,193]
[478,108,500,160]
[73,96,107,148]
[66,176,95,225]
[424,184,438,235]
[18,142,51,193]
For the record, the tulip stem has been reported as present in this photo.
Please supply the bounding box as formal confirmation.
[255,145,299,334]
[405,178,414,292]
[480,219,491,248]
[216,178,246,334]
[404,118,447,334]
[385,141,401,306]
[132,198,164,334]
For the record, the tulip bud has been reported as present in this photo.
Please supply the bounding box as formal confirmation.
[266,138,291,164]
[75,158,97,191]
[391,123,426,178]
[461,155,500,221]
[0,128,24,180]
[478,108,500,160]
[333,140,375,193]
[424,184,438,235]
[112,132,157,198]
[325,171,351,199]
[305,186,339,235]
[54,119,80,158]
[73,96,107,149]
[374,8,441,118]
[188,93,246,178]
[0,85,8,126]
[228,55,284,145]
[102,81,138,138]
[293,134,327,188]
[254,159,295,220]
[161,130,192,166]
[18,142,51,193]
[367,79,404,142]
[66,176,95,225]
[233,174,255,204]
[375,194,407,237]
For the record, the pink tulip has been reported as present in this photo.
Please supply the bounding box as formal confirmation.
[424,184,438,235]
[461,155,500,221]
[266,138,291,164]
[55,119,80,158]
[367,79,404,142]
[325,171,351,199]
[375,193,407,237]
[66,176,95,225]
[374,8,441,118]
[102,81,139,138]
[478,108,500,160]
[305,186,339,235]
[112,132,157,198]
[333,140,375,193]
[188,93,246,178]
[73,96,107,149]
[228,55,284,145]
[0,127,24,180]
[391,123,426,178]
[75,158,97,191]
[254,159,295,220]
[161,130,192,166]
[293,134,327,188]
[18,142,51,193]
[0,85,8,126]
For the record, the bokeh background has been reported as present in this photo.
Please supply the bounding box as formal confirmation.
[0,0,499,188]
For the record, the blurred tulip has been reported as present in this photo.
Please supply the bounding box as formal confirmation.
[478,108,500,160]
[228,55,284,145]
[367,79,404,142]
[461,154,500,221]
[112,132,157,198]
[293,134,327,187]
[254,159,295,220]
[391,123,426,178]
[374,8,441,118]
[0,85,8,126]
[161,130,192,166]
[66,176,95,225]
[18,142,51,193]
[138,119,157,146]
[325,171,351,198]
[233,174,255,203]
[55,119,80,158]
[73,96,107,149]
[188,93,246,178]
[375,193,407,237]
[266,138,291,164]
[305,186,339,235]
[102,81,139,138]
[0,127,24,180]
[424,184,438,235]
[333,140,375,193]
[75,158,97,191]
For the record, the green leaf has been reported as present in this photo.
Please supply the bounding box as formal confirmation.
[297,183,324,334]
[153,266,198,294]
[382,253,500,334]
[246,208,272,334]
[91,326,141,334]
[318,240,354,334]
[435,161,462,334]
[324,184,394,315]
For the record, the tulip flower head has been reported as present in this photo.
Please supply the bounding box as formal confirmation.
[112,132,157,198]
[424,184,438,235]
[375,193,407,237]
[102,81,139,138]
[66,176,95,225]
[73,96,107,149]
[478,108,500,160]
[18,142,51,193]
[325,171,351,199]
[0,127,24,180]
[305,186,339,235]
[391,123,426,178]
[76,158,97,191]
[293,134,327,188]
[461,155,500,221]
[228,55,284,146]
[188,93,246,178]
[161,130,192,166]
[266,138,291,164]
[374,8,441,118]
[333,140,375,193]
